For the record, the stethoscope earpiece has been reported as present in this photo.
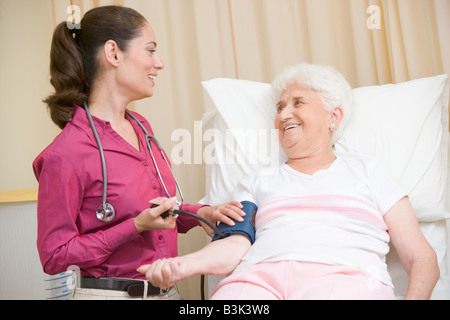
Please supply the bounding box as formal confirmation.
[96,203,115,223]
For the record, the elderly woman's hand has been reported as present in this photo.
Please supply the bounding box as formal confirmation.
[197,201,245,235]
[138,257,191,290]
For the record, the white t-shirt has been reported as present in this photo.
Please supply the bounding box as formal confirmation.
[232,152,406,287]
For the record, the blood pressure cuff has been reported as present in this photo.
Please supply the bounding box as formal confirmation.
[212,201,257,244]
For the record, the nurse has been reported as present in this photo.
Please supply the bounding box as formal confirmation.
[33,5,244,300]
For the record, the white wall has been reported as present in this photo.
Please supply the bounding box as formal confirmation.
[0,202,46,299]
[0,0,60,192]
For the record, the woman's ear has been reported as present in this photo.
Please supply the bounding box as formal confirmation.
[329,106,344,132]
[103,40,120,67]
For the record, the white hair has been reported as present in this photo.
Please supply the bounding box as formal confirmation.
[271,63,353,145]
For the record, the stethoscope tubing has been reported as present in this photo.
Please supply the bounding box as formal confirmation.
[83,102,184,222]
[172,209,226,238]
[126,110,184,205]
[84,101,108,206]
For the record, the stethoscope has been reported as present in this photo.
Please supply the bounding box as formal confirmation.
[84,101,184,223]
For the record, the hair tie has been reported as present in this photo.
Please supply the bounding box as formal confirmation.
[67,24,81,40]
[73,28,80,40]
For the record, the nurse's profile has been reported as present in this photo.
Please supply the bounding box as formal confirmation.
[33,5,244,300]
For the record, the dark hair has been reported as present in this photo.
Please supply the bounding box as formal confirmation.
[44,5,147,129]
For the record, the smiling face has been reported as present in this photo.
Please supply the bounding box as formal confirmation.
[275,83,336,160]
[115,22,165,101]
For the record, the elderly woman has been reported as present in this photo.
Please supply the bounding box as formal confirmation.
[138,63,439,300]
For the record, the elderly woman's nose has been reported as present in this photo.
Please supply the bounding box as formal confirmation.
[280,106,294,120]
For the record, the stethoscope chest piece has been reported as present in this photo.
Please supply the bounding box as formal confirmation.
[96,203,115,223]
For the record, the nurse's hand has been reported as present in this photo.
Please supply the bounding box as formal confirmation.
[197,201,245,236]
[134,197,178,233]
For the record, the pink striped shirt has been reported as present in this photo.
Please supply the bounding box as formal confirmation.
[232,153,406,286]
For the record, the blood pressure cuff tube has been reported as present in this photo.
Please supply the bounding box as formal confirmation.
[212,201,257,244]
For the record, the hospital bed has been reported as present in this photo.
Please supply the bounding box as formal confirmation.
[200,74,450,299]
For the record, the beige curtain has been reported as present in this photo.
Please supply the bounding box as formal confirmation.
[1,0,446,299]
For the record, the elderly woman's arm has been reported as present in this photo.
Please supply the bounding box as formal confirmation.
[137,235,251,289]
[384,196,440,299]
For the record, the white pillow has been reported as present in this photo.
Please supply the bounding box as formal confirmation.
[200,75,449,223]
[200,79,282,206]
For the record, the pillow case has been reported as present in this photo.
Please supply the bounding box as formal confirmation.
[335,75,449,222]
[200,79,280,206]
[200,75,449,223]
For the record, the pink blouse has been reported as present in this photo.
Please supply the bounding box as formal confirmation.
[33,106,202,279]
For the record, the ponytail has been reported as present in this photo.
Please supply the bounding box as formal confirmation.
[44,22,86,129]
